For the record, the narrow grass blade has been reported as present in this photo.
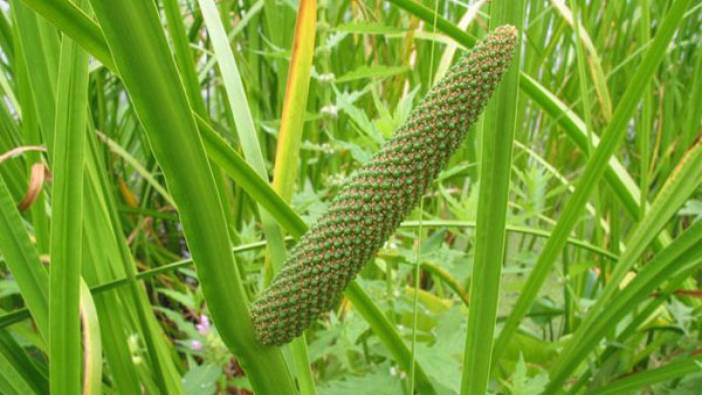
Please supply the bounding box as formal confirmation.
[49,19,90,394]
[587,355,702,395]
[272,0,317,203]
[551,0,612,121]
[95,132,175,207]
[11,0,58,147]
[0,330,47,394]
[197,0,265,173]
[682,49,702,148]
[161,0,207,116]
[12,2,52,255]
[0,13,15,64]
[388,0,478,48]
[0,175,49,338]
[434,0,487,84]
[637,3,653,215]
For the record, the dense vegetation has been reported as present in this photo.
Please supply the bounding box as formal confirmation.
[0,0,700,394]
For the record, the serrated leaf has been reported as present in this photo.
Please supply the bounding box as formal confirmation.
[506,355,548,395]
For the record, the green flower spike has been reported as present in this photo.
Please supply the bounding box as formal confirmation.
[252,25,518,346]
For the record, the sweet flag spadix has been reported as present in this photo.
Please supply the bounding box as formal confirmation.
[252,25,519,346]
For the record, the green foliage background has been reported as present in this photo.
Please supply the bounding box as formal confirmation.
[0,0,700,394]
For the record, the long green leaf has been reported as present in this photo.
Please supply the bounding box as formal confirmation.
[161,0,207,116]
[587,355,702,395]
[272,0,317,203]
[461,3,524,394]
[11,0,58,147]
[48,19,90,394]
[551,0,612,121]
[19,0,114,71]
[0,330,47,394]
[197,0,265,174]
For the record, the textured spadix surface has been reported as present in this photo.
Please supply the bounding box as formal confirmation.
[252,25,518,346]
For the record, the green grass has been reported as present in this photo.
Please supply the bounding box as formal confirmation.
[0,0,700,394]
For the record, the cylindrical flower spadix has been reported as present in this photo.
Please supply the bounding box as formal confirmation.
[252,25,518,346]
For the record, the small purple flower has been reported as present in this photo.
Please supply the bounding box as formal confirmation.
[196,315,211,335]
[190,340,203,351]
